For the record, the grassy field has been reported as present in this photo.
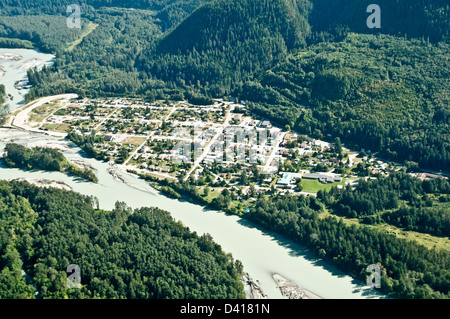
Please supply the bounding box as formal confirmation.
[66,22,99,52]
[29,102,61,123]
[300,178,347,193]
[41,123,70,133]
[41,123,58,130]
[199,186,221,202]
[123,136,146,146]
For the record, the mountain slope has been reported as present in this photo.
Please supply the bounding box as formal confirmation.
[310,0,450,43]
[158,0,312,53]
[142,0,312,93]
[0,0,208,28]
[241,33,449,170]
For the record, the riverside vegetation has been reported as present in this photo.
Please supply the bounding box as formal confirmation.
[136,170,449,299]
[3,143,98,183]
[0,180,245,298]
[0,0,448,299]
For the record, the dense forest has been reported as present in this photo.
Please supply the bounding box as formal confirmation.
[0,37,33,49]
[0,0,449,300]
[3,0,446,170]
[0,0,208,28]
[0,180,245,298]
[309,0,450,43]
[245,191,449,299]
[3,143,98,183]
[141,0,312,94]
[318,172,450,237]
[0,15,87,53]
[242,34,450,170]
[135,169,450,299]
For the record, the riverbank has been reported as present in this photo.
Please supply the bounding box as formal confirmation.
[8,94,77,137]
[8,177,73,191]
[70,158,98,173]
[0,48,55,110]
[241,272,268,299]
[273,274,322,299]
[0,52,22,61]
[0,126,385,299]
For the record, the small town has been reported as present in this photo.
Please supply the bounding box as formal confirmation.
[16,95,431,209]
[0,0,448,303]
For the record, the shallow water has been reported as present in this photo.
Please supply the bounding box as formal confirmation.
[0,132,385,299]
[0,48,55,111]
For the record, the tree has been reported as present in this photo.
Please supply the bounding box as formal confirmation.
[0,180,246,299]
[296,178,303,192]
[334,137,343,157]
[240,170,249,185]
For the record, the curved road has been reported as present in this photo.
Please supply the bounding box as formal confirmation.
[10,94,78,137]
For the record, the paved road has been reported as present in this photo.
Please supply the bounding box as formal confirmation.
[184,104,235,181]
[262,130,285,174]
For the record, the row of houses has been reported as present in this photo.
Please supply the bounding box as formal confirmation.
[303,173,342,183]
[277,172,343,186]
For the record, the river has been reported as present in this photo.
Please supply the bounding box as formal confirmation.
[0,128,385,299]
[0,48,55,111]
[0,48,384,299]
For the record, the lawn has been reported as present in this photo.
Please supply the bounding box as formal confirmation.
[42,123,60,130]
[49,123,71,133]
[300,178,347,193]
[29,102,61,123]
[66,22,99,52]
[199,187,221,202]
[123,136,146,146]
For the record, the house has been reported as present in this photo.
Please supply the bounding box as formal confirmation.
[140,163,148,169]
[261,121,272,129]
[232,114,243,122]
[277,172,303,186]
[104,135,115,142]
[304,173,340,184]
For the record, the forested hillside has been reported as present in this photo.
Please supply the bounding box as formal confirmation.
[242,34,450,170]
[141,0,312,95]
[0,15,89,53]
[23,8,162,100]
[0,0,208,27]
[246,171,450,299]
[0,180,245,299]
[309,0,450,43]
